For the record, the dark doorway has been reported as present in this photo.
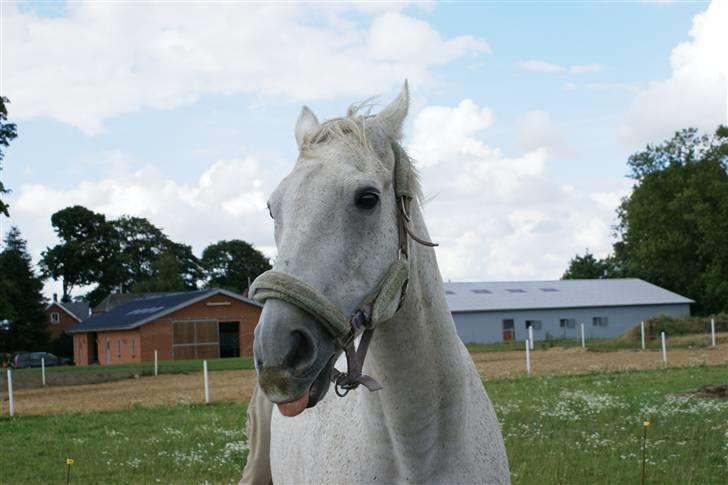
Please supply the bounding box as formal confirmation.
[219,322,240,358]
[88,332,98,364]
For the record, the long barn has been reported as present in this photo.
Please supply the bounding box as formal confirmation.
[444,278,693,344]
[67,289,262,366]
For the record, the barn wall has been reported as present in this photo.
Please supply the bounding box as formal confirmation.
[96,330,142,365]
[138,294,261,363]
[452,303,691,344]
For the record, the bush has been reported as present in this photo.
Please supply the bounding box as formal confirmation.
[623,313,728,340]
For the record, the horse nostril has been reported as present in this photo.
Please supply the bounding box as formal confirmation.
[286,329,316,374]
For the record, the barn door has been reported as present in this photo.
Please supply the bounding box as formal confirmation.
[502,319,515,342]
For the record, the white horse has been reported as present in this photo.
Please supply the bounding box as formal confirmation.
[249,82,510,484]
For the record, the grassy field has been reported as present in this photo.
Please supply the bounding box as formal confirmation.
[466,331,727,353]
[0,402,249,484]
[2,365,727,484]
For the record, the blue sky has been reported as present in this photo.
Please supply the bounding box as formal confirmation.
[2,0,726,298]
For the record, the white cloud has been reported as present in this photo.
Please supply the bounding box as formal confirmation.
[7,153,274,277]
[514,110,572,158]
[409,99,495,167]
[516,60,566,73]
[569,64,606,74]
[4,3,490,134]
[517,60,605,75]
[408,100,629,282]
[621,0,728,147]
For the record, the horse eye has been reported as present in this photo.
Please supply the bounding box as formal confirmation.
[355,191,379,210]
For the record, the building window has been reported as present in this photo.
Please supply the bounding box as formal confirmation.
[50,312,60,324]
[525,320,542,330]
[131,338,136,356]
[117,338,122,356]
[560,318,576,329]
[593,317,608,327]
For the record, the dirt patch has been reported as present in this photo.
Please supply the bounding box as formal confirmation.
[1,369,258,417]
[679,384,728,399]
[2,346,727,416]
[471,346,728,380]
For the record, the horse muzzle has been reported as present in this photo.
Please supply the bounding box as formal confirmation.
[253,300,337,416]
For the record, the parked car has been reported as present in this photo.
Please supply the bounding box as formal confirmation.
[12,352,61,369]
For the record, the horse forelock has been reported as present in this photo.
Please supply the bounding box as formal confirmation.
[298,103,423,204]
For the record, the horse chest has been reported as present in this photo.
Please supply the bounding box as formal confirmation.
[268,391,486,484]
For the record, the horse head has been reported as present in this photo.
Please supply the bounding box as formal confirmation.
[252,82,418,417]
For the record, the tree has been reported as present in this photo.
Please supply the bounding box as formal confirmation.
[39,206,110,301]
[0,227,48,352]
[0,96,18,217]
[615,126,728,314]
[131,243,203,293]
[201,239,271,292]
[562,250,622,280]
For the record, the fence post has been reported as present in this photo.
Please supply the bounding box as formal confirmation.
[640,321,646,350]
[203,360,210,403]
[525,339,531,376]
[661,331,667,368]
[529,326,534,350]
[710,318,716,347]
[580,323,585,349]
[7,369,14,417]
[41,357,46,387]
[154,350,158,376]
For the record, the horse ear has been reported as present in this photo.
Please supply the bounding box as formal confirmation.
[295,106,320,149]
[374,80,409,140]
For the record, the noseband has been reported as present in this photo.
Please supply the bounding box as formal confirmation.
[249,143,437,397]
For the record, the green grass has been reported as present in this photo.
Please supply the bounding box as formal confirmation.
[1,365,727,484]
[12,356,255,376]
[0,402,249,484]
[488,365,728,484]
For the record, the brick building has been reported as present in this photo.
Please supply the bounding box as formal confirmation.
[45,299,90,340]
[67,289,262,366]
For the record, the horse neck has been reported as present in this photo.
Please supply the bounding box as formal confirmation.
[364,203,468,432]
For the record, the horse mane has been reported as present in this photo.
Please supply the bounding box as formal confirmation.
[299,102,423,204]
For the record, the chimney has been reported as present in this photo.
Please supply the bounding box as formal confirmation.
[53,293,58,303]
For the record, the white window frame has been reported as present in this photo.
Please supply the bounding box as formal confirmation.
[50,312,60,324]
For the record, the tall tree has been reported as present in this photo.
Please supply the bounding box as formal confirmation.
[615,126,728,314]
[201,239,271,292]
[39,206,110,301]
[562,250,622,280]
[0,96,18,217]
[0,227,48,352]
[130,243,203,293]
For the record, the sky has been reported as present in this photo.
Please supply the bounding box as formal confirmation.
[1,0,727,300]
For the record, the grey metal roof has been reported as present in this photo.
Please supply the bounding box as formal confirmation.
[63,302,91,321]
[67,288,262,333]
[443,278,693,313]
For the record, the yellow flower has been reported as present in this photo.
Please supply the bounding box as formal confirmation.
[643,420,651,428]
[66,458,74,465]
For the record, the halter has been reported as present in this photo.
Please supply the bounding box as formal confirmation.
[249,142,437,397]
